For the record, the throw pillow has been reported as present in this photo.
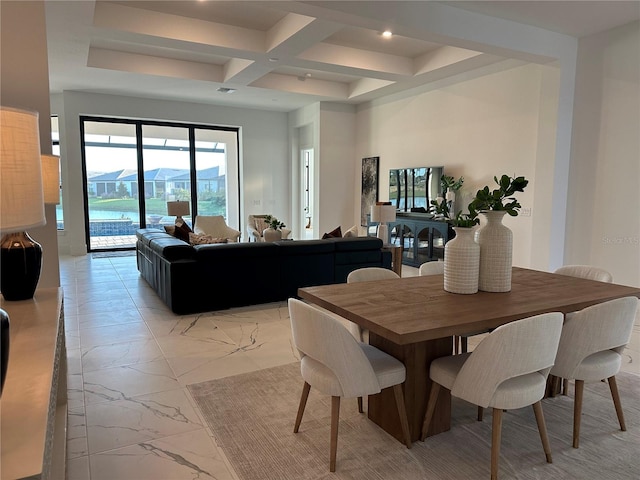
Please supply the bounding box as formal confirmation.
[174,221,193,242]
[164,225,176,236]
[343,225,359,237]
[322,226,342,239]
[188,233,228,245]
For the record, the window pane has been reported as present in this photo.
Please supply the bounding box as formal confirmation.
[83,121,139,250]
[141,125,191,229]
[194,129,227,218]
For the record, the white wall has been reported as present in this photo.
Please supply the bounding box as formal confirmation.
[54,91,289,254]
[566,22,640,286]
[355,64,556,269]
[1,1,60,290]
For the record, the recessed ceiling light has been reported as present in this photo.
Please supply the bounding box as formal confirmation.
[382,30,392,38]
[305,73,312,78]
[216,87,236,94]
[268,57,279,62]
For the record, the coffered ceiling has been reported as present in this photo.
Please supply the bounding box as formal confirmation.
[44,1,640,112]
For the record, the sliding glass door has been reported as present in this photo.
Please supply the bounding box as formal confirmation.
[80,117,239,251]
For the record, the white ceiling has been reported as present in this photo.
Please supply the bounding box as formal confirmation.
[44,1,640,112]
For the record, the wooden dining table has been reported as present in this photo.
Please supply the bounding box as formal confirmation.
[298,267,640,443]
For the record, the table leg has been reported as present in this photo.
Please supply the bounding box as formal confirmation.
[368,333,452,443]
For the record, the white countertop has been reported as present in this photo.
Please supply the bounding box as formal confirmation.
[1,287,65,480]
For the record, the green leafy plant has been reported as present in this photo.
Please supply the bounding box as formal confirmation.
[448,210,479,228]
[468,175,529,217]
[264,214,285,230]
[430,197,449,216]
[441,175,464,193]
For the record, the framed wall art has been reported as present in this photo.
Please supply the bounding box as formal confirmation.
[361,156,379,226]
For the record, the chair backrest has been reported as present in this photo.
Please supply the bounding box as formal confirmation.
[347,267,399,283]
[288,298,381,397]
[248,214,268,234]
[194,215,227,235]
[419,261,444,276]
[451,312,564,408]
[551,297,638,380]
[554,265,613,283]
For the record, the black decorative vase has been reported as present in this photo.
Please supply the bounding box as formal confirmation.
[0,231,42,301]
[1,308,9,396]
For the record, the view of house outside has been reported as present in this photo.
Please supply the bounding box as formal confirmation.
[81,120,230,250]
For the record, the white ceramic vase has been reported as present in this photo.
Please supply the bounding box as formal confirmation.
[263,228,282,242]
[444,227,480,294]
[476,211,512,292]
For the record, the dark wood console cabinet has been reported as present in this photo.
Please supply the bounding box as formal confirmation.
[368,213,454,267]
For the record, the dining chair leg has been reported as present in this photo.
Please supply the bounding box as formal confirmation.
[461,336,468,354]
[491,408,503,480]
[477,406,484,421]
[607,376,626,431]
[330,396,341,472]
[573,380,584,448]
[454,335,460,355]
[357,396,364,414]
[420,382,441,441]
[562,378,569,396]
[532,401,553,463]
[294,382,311,433]
[392,384,412,449]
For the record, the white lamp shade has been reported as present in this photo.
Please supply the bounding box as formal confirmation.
[379,205,396,223]
[371,204,396,223]
[370,204,381,222]
[1,107,45,233]
[167,201,190,216]
[41,154,60,205]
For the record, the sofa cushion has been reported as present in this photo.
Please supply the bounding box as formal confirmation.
[322,226,342,239]
[174,221,193,242]
[274,239,335,255]
[327,236,384,251]
[148,237,194,261]
[136,228,173,246]
[342,225,359,237]
[188,233,228,245]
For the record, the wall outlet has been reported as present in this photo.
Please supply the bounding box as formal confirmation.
[253,199,261,206]
[521,207,532,217]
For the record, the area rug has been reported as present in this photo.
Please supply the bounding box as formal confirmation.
[188,363,640,479]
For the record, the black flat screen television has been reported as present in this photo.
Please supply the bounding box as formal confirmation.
[389,166,444,212]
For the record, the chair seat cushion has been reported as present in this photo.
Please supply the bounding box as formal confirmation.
[489,372,547,410]
[360,344,406,390]
[573,350,622,382]
[430,352,471,390]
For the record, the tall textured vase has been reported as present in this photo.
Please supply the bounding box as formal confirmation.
[476,211,512,292]
[263,228,282,242]
[444,227,480,294]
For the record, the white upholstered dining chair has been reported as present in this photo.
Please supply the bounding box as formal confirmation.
[288,298,411,472]
[421,312,564,480]
[552,265,613,395]
[554,264,613,283]
[346,267,400,342]
[549,296,638,448]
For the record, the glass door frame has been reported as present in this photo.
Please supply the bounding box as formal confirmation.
[79,116,240,252]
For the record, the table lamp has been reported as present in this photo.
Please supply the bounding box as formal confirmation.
[0,107,46,301]
[167,201,190,226]
[41,154,61,205]
[370,204,396,243]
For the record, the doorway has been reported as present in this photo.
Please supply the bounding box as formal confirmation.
[301,148,314,240]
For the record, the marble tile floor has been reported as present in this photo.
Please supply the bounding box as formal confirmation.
[61,255,640,479]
